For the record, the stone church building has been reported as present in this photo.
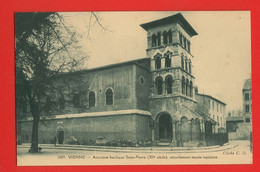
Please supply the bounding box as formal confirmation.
[20,13,224,147]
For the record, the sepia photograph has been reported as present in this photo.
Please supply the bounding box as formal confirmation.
[15,11,252,166]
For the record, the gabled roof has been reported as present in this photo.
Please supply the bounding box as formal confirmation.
[140,13,198,37]
[56,57,150,78]
[197,93,226,105]
[243,79,251,90]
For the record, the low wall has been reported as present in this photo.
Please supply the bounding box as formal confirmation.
[228,122,252,140]
[205,133,228,146]
[21,113,152,144]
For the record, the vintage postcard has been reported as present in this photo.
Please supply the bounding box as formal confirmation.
[16,11,252,166]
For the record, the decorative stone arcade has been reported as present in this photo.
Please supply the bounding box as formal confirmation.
[154,112,204,146]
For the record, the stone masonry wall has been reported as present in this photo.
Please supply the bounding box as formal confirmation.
[21,114,152,144]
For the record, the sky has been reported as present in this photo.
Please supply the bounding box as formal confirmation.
[61,11,251,111]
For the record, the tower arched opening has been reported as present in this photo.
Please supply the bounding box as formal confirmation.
[158,113,172,141]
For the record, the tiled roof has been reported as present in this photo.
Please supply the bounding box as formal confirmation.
[197,93,226,105]
[243,79,251,90]
[140,13,198,37]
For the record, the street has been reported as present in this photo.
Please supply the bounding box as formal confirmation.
[17,140,252,166]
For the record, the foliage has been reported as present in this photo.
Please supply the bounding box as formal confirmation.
[15,12,87,152]
[66,136,80,145]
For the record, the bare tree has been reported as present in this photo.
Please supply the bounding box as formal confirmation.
[15,12,88,153]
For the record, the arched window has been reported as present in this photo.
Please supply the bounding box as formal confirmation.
[188,41,191,52]
[152,34,156,47]
[190,81,193,98]
[184,37,187,49]
[89,91,95,107]
[163,31,168,44]
[181,55,184,69]
[154,53,162,69]
[189,62,192,74]
[106,88,113,105]
[164,52,171,68]
[182,76,186,95]
[157,32,161,46]
[179,32,183,45]
[168,30,172,43]
[58,95,65,110]
[185,57,188,71]
[155,77,163,95]
[186,78,190,97]
[165,75,173,94]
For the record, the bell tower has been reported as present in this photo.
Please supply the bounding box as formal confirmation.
[140,13,199,143]
[140,13,198,101]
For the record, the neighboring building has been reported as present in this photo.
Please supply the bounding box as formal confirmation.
[226,109,244,132]
[227,109,243,118]
[243,78,252,123]
[226,116,244,132]
[225,78,252,140]
[196,93,226,133]
[19,13,226,147]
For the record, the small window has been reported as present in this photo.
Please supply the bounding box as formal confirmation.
[245,104,250,112]
[188,41,191,52]
[189,62,192,74]
[152,34,156,47]
[182,76,186,95]
[185,58,188,71]
[165,54,171,68]
[245,118,251,123]
[163,31,168,45]
[157,32,161,46]
[89,91,95,107]
[184,37,187,49]
[186,78,189,97]
[190,81,193,98]
[179,32,183,45]
[106,88,113,105]
[181,55,184,69]
[155,54,162,69]
[245,93,249,101]
[165,75,173,94]
[168,30,172,43]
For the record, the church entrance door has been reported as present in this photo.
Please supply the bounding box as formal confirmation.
[57,129,64,144]
[158,113,172,142]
